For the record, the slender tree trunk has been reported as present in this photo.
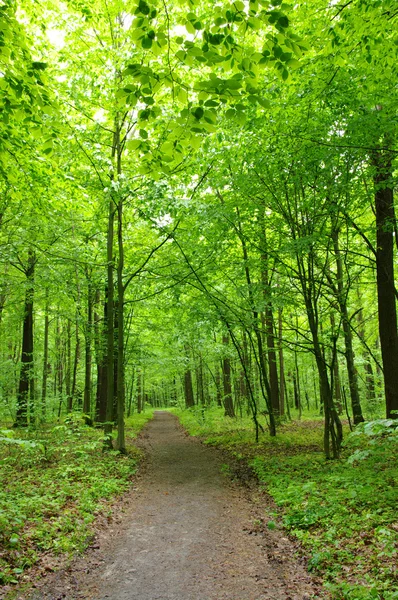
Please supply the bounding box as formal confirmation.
[184,365,195,408]
[278,308,285,416]
[65,319,72,412]
[96,288,108,422]
[372,147,398,418]
[236,208,276,435]
[83,277,93,416]
[15,250,35,426]
[137,369,143,413]
[71,318,80,411]
[222,335,235,417]
[104,194,115,447]
[330,313,343,415]
[215,366,222,406]
[116,195,126,453]
[41,292,49,420]
[356,305,376,403]
[332,228,364,423]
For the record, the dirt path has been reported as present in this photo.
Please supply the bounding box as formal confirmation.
[26,412,321,600]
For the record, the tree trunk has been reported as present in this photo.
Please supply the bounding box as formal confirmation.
[356,305,376,403]
[95,288,107,422]
[65,319,72,412]
[116,195,126,453]
[184,366,195,408]
[71,318,80,412]
[278,308,285,416]
[372,147,398,419]
[137,369,143,413]
[332,228,364,423]
[41,292,49,420]
[222,335,235,417]
[83,277,93,416]
[330,313,343,415]
[15,250,35,426]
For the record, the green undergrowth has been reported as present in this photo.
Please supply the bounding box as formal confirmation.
[0,409,153,586]
[173,407,398,600]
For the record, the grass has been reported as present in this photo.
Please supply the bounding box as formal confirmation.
[171,406,398,600]
[0,409,154,587]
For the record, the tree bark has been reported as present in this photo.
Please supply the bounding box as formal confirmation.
[222,335,235,417]
[372,147,398,418]
[332,227,364,423]
[41,292,49,420]
[15,249,35,426]
[83,277,93,416]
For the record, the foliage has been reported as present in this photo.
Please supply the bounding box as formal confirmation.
[0,410,153,585]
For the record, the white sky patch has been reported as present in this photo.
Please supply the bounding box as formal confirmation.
[171,25,195,42]
[121,13,133,30]
[155,214,173,227]
[47,28,66,50]
[93,108,107,123]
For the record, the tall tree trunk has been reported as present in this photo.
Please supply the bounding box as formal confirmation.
[116,194,126,453]
[332,227,364,423]
[215,365,222,407]
[41,292,49,420]
[15,250,35,426]
[96,288,108,422]
[278,308,285,416]
[222,335,235,417]
[372,146,398,418]
[330,313,343,415]
[184,364,195,409]
[65,319,72,412]
[104,199,115,446]
[236,208,276,435]
[356,305,376,403]
[137,369,143,413]
[71,318,80,411]
[83,277,93,416]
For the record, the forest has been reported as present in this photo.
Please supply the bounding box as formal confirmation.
[0,0,397,598]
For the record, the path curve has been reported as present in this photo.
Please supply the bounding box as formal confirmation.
[28,412,319,600]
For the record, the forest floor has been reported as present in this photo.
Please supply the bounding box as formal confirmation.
[14,411,323,600]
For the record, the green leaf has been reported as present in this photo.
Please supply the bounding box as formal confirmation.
[126,139,142,151]
[193,107,204,120]
[141,36,153,49]
[277,15,289,28]
[257,97,271,108]
[137,0,150,15]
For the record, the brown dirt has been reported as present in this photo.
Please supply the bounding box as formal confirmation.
[19,412,323,600]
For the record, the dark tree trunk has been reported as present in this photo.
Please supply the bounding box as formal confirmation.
[222,335,235,417]
[104,195,115,447]
[83,278,93,416]
[373,148,398,419]
[15,250,35,426]
[116,195,126,453]
[184,367,195,408]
